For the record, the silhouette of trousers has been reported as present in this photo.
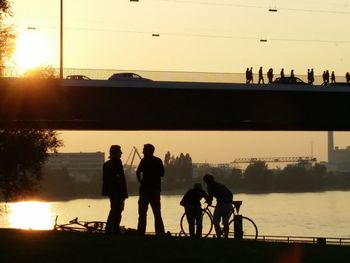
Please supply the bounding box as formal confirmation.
[106,195,124,233]
[137,190,165,235]
[185,207,203,237]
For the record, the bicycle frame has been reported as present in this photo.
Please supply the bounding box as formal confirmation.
[54,216,106,233]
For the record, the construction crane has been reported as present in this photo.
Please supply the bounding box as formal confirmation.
[232,156,317,164]
[124,146,142,176]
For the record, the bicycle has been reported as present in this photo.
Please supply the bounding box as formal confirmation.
[180,200,258,240]
[53,216,106,233]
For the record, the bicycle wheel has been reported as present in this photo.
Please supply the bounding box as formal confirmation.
[228,216,258,240]
[180,210,213,238]
[84,221,106,233]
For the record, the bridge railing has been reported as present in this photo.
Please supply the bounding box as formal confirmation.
[2,67,347,85]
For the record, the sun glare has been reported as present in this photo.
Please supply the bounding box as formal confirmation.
[9,201,53,230]
[13,31,49,71]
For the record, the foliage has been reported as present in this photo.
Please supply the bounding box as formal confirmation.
[164,151,193,187]
[0,0,12,18]
[244,161,273,191]
[0,128,63,201]
[24,66,58,79]
[0,0,15,76]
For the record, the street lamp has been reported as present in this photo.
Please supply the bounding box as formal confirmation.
[60,0,63,79]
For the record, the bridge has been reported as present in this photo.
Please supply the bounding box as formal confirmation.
[0,78,350,130]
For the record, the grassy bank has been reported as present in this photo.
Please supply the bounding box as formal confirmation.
[0,229,349,263]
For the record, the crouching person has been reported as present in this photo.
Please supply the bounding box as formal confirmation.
[180,183,208,237]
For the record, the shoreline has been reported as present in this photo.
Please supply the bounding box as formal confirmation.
[2,188,350,202]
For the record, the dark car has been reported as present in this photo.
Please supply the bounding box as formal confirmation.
[273,77,308,85]
[108,72,152,81]
[66,75,91,80]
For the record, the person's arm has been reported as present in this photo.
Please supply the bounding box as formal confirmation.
[136,159,144,183]
[180,191,190,207]
[206,185,213,205]
[159,158,165,177]
[120,161,128,199]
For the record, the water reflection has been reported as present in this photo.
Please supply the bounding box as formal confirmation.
[8,201,53,230]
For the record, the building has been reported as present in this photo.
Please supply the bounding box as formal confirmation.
[44,152,105,182]
[327,131,350,172]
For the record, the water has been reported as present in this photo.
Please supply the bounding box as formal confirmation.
[1,191,350,238]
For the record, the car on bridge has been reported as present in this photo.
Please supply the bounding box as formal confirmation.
[66,75,91,80]
[272,77,308,85]
[108,73,152,81]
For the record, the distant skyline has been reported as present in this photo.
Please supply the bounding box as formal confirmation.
[59,131,350,165]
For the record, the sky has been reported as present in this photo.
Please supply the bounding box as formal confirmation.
[5,0,350,164]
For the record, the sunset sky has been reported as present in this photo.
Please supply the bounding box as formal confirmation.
[6,0,350,164]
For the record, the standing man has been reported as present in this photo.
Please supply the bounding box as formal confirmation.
[203,174,233,238]
[102,145,128,234]
[136,144,165,235]
[267,68,273,84]
[258,66,265,84]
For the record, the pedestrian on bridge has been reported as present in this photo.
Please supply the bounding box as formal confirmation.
[258,67,265,84]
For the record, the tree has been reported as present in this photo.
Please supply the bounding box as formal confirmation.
[0,0,16,77]
[244,161,273,191]
[0,128,63,201]
[24,66,58,79]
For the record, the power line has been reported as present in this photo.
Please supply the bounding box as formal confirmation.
[18,24,350,44]
[153,0,350,15]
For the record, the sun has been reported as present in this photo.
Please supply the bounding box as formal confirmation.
[13,31,50,71]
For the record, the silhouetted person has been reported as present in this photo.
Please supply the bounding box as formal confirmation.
[102,145,128,234]
[322,71,327,85]
[310,68,315,85]
[307,69,311,84]
[267,68,273,83]
[331,71,336,84]
[290,69,295,80]
[280,68,285,79]
[137,144,165,235]
[250,67,254,83]
[346,72,350,83]
[245,68,250,84]
[325,70,330,84]
[258,66,265,84]
[180,183,208,238]
[203,174,233,239]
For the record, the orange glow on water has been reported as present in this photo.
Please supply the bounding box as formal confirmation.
[8,201,53,230]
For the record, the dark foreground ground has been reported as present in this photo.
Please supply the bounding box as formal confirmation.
[0,229,349,263]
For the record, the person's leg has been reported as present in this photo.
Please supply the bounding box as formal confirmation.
[194,207,203,238]
[221,203,233,238]
[149,192,165,235]
[213,205,222,238]
[105,196,115,233]
[185,207,195,237]
[112,198,124,233]
[137,193,149,235]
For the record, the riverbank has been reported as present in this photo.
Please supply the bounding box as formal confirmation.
[0,229,349,263]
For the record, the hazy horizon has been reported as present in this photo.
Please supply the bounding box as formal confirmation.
[58,131,350,164]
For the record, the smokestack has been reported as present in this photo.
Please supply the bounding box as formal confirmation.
[328,131,334,163]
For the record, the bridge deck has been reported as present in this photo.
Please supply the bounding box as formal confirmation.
[1,78,349,130]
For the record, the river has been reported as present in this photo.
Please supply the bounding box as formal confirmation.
[1,191,350,238]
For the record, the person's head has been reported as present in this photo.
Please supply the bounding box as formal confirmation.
[193,183,202,190]
[143,144,155,157]
[109,145,122,159]
[203,174,214,185]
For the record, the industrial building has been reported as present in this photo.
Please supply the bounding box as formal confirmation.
[44,152,105,182]
[327,131,350,172]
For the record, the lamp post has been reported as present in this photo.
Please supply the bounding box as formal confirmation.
[60,0,63,79]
